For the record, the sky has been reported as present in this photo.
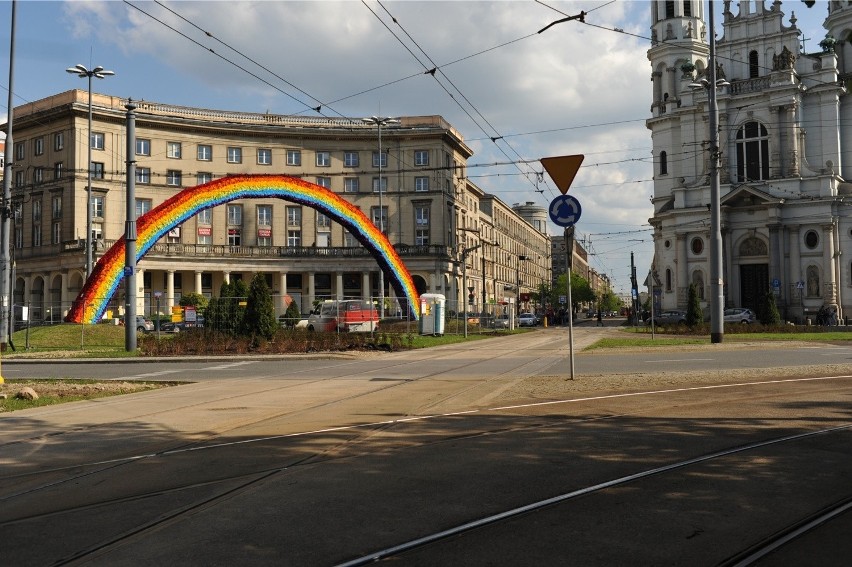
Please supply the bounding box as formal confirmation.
[0,0,833,297]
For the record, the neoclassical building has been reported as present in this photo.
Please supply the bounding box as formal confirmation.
[5,90,549,321]
[647,0,852,322]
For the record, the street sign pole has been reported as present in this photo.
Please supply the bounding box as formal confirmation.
[565,227,575,381]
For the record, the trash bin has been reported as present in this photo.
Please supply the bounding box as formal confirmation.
[419,293,445,336]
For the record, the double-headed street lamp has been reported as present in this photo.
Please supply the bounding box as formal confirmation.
[66,64,114,278]
[362,116,399,319]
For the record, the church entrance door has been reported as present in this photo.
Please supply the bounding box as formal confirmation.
[740,264,768,312]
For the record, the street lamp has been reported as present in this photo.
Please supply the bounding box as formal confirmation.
[66,63,114,278]
[362,116,400,319]
[461,243,481,338]
[688,2,727,343]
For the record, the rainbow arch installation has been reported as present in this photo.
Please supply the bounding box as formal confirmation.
[66,175,420,324]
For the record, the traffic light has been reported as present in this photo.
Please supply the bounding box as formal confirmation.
[468,293,475,304]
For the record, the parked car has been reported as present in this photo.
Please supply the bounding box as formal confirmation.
[647,310,687,326]
[723,307,756,324]
[518,313,537,327]
[491,314,511,329]
[122,316,154,332]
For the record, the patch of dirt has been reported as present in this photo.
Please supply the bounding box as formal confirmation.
[0,380,172,400]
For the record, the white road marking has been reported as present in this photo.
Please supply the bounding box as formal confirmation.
[646,358,715,362]
[204,361,259,371]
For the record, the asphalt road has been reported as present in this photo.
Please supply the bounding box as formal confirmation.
[2,326,851,566]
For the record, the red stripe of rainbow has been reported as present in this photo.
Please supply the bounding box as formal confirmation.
[66,175,420,324]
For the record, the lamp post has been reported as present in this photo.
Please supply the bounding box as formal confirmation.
[362,116,399,319]
[66,64,114,278]
[461,244,481,338]
[517,255,527,316]
[689,1,727,343]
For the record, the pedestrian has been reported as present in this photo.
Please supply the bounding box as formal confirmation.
[596,310,603,326]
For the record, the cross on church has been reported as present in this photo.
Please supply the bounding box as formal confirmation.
[801,35,811,53]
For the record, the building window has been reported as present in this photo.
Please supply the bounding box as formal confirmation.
[415,176,429,192]
[52,195,62,219]
[227,204,243,226]
[315,176,331,189]
[659,151,667,175]
[197,144,212,161]
[372,151,388,168]
[683,0,691,17]
[34,167,44,184]
[804,230,819,249]
[15,226,22,249]
[344,151,359,167]
[665,1,674,18]
[92,162,105,179]
[287,149,301,166]
[735,121,770,182]
[167,226,181,243]
[316,151,331,167]
[197,172,212,185]
[15,142,24,160]
[14,171,23,188]
[54,162,63,179]
[414,150,429,166]
[227,147,242,164]
[167,170,182,187]
[167,141,182,159]
[344,231,359,247]
[136,167,151,184]
[228,227,241,246]
[136,138,150,156]
[92,196,104,218]
[257,205,272,227]
[691,237,704,255]
[287,206,301,226]
[372,177,388,193]
[749,50,759,78]
[197,228,212,245]
[52,221,61,245]
[344,177,360,193]
[287,230,301,246]
[317,212,331,230]
[371,206,388,233]
[32,200,41,222]
[91,132,105,150]
[34,137,44,156]
[257,148,272,165]
[32,223,41,247]
[415,205,430,245]
[92,222,103,242]
[54,132,64,151]
[665,268,672,292]
[135,198,152,219]
[197,208,212,224]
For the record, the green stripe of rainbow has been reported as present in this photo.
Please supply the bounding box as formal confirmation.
[66,175,420,324]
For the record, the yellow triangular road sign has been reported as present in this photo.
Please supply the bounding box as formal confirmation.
[540,155,584,194]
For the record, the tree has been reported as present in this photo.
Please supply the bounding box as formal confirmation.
[598,290,621,315]
[758,291,781,326]
[244,273,277,341]
[686,283,703,327]
[179,292,208,312]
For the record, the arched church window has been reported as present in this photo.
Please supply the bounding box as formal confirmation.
[749,50,760,78]
[660,151,668,175]
[735,121,770,182]
[665,268,673,292]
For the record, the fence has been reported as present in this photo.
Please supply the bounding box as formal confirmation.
[4,295,538,351]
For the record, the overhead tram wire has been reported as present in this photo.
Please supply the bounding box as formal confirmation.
[123,1,338,118]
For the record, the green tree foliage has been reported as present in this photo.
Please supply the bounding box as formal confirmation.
[598,290,621,314]
[758,291,781,325]
[244,274,277,341]
[179,292,208,311]
[686,283,703,327]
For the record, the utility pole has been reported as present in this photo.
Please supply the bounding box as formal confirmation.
[630,251,639,326]
[0,0,15,364]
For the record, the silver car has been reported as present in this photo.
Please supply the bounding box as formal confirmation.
[723,308,756,324]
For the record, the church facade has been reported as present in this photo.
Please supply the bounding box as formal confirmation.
[647,0,852,323]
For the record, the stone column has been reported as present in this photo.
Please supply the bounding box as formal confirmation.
[223,272,230,285]
[195,271,202,295]
[361,272,370,301]
[336,272,344,300]
[823,222,838,305]
[770,105,782,178]
[279,272,288,297]
[307,272,315,312]
[789,225,802,312]
[166,270,175,311]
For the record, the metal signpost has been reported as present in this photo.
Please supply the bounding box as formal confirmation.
[542,154,584,382]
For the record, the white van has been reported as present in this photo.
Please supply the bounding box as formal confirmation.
[307,300,380,332]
